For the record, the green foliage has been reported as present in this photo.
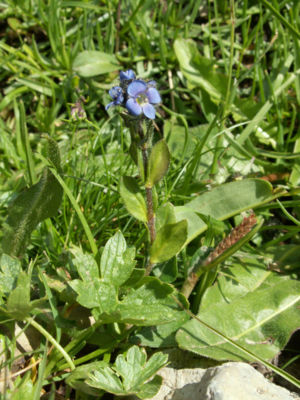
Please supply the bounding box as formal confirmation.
[73,51,121,77]
[174,179,275,245]
[69,235,185,325]
[147,139,170,187]
[86,346,168,399]
[0,254,21,297]
[150,220,188,264]
[1,137,63,257]
[119,176,148,222]
[176,260,300,361]
[1,0,300,397]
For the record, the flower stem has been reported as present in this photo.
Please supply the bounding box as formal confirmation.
[27,317,75,371]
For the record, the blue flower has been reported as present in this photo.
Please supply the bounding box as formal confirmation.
[105,86,124,110]
[126,80,161,119]
[120,69,136,81]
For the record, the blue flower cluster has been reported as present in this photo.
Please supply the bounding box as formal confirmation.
[106,70,161,120]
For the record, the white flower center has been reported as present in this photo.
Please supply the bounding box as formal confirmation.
[136,93,148,106]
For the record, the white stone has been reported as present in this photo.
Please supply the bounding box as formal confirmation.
[149,362,300,400]
[198,362,299,400]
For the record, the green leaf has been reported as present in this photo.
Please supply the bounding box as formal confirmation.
[115,346,167,391]
[155,202,176,232]
[289,137,300,186]
[137,375,163,399]
[0,254,21,296]
[150,220,188,263]
[71,247,100,281]
[88,367,124,394]
[7,271,32,319]
[1,137,63,257]
[174,38,228,102]
[66,361,108,396]
[119,176,147,222]
[132,312,190,348]
[116,277,184,326]
[86,346,167,399]
[176,269,300,361]
[174,179,274,245]
[69,278,117,312]
[69,248,118,311]
[100,231,136,287]
[72,51,120,77]
[147,139,170,187]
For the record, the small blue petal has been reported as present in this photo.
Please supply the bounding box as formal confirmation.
[127,80,147,97]
[120,69,136,81]
[126,98,142,116]
[105,101,115,111]
[109,86,122,99]
[146,87,161,104]
[115,93,124,105]
[147,80,157,87]
[142,103,156,119]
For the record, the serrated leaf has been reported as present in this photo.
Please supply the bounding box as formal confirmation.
[86,346,167,398]
[0,254,21,295]
[73,51,120,77]
[176,275,300,361]
[174,179,274,245]
[71,248,100,281]
[147,139,170,186]
[150,220,188,264]
[100,231,135,287]
[115,346,168,391]
[88,367,125,394]
[1,137,63,257]
[66,361,108,396]
[119,176,147,222]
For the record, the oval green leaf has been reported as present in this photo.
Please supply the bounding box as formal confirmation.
[150,220,188,264]
[119,176,147,222]
[147,139,170,187]
[73,51,120,77]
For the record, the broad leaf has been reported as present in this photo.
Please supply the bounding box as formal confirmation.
[150,220,188,264]
[116,277,185,326]
[1,137,63,257]
[174,38,228,102]
[119,176,148,222]
[72,51,120,77]
[176,260,300,361]
[100,231,136,287]
[174,179,274,245]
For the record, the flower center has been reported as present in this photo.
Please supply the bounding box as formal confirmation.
[136,93,148,106]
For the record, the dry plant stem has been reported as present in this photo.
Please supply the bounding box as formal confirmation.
[182,214,257,298]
